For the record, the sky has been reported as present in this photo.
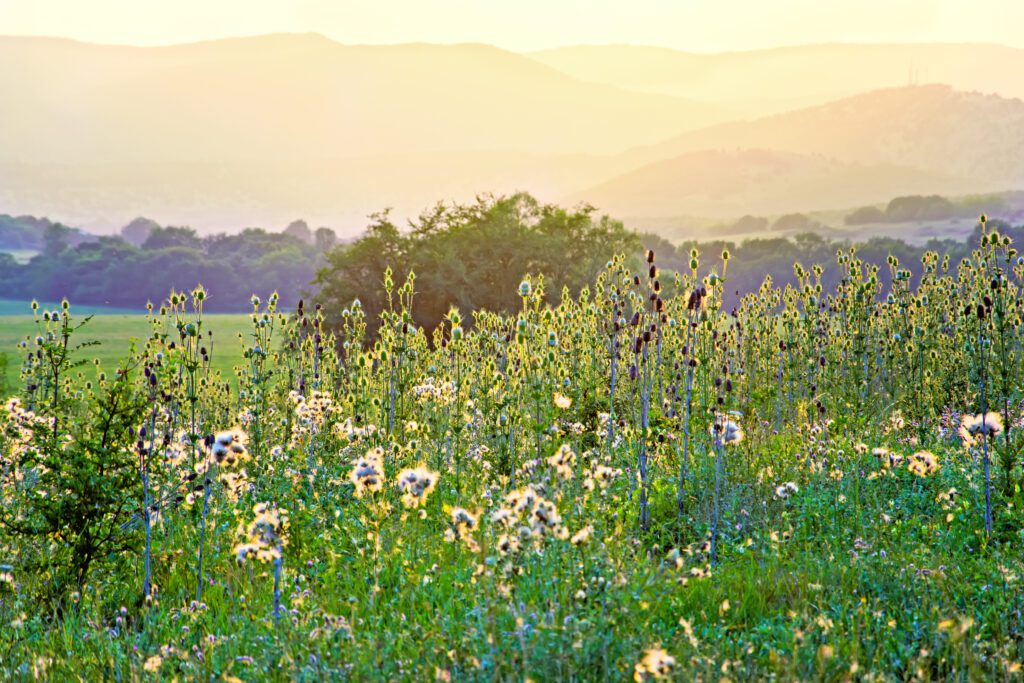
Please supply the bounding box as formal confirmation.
[1,0,1022,52]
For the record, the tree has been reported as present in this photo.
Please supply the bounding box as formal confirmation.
[772,213,819,232]
[885,195,959,222]
[314,227,337,252]
[120,217,161,246]
[844,206,885,225]
[729,215,769,233]
[142,226,202,251]
[42,223,75,255]
[314,194,639,337]
[284,219,313,244]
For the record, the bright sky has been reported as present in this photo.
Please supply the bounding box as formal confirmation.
[0,0,1021,51]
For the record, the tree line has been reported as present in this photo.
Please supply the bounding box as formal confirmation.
[1,194,1018,322]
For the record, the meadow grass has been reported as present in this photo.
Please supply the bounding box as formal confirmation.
[0,307,250,393]
[2,233,1024,681]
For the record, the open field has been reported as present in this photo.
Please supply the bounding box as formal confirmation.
[0,299,138,316]
[0,307,251,393]
[2,236,1024,679]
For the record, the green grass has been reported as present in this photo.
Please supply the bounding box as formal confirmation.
[0,311,252,393]
[0,299,138,316]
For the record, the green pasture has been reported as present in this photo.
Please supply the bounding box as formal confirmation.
[0,304,252,393]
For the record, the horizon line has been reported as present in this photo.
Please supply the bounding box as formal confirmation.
[1,31,1021,55]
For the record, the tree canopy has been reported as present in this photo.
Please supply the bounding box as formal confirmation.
[313,193,640,335]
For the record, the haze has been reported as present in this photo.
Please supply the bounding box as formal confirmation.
[4,0,1024,51]
[1,0,1022,237]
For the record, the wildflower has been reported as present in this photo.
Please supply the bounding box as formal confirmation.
[234,503,288,564]
[712,414,744,445]
[570,525,594,546]
[350,448,386,497]
[445,507,479,551]
[908,451,940,477]
[962,412,1004,437]
[495,533,520,556]
[938,615,974,639]
[774,482,799,500]
[936,487,958,511]
[488,505,512,527]
[584,462,621,492]
[689,566,711,579]
[554,393,572,410]
[634,647,676,682]
[143,655,163,673]
[873,447,904,470]
[219,470,250,502]
[410,378,456,405]
[501,487,569,542]
[396,466,439,508]
[335,417,379,443]
[212,428,249,466]
[546,444,576,480]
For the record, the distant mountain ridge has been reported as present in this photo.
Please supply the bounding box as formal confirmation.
[0,34,1022,234]
[565,85,1024,223]
[611,85,1024,186]
[0,33,725,164]
[528,42,1024,116]
[567,148,978,223]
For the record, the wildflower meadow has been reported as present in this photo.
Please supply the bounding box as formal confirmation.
[3,216,1024,681]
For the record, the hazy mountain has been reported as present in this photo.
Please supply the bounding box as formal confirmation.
[0,151,620,235]
[0,34,732,233]
[529,43,1024,116]
[616,86,1024,188]
[568,148,977,225]
[0,34,725,164]
[1,35,1021,235]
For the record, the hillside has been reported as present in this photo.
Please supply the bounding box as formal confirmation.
[1,37,1022,234]
[529,43,1024,116]
[0,34,725,163]
[616,85,1024,188]
[568,148,977,225]
[0,34,733,233]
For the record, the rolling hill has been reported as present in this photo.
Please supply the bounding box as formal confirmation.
[529,43,1024,117]
[615,85,1024,187]
[567,148,978,224]
[0,34,726,163]
[1,35,1022,234]
[0,34,729,233]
